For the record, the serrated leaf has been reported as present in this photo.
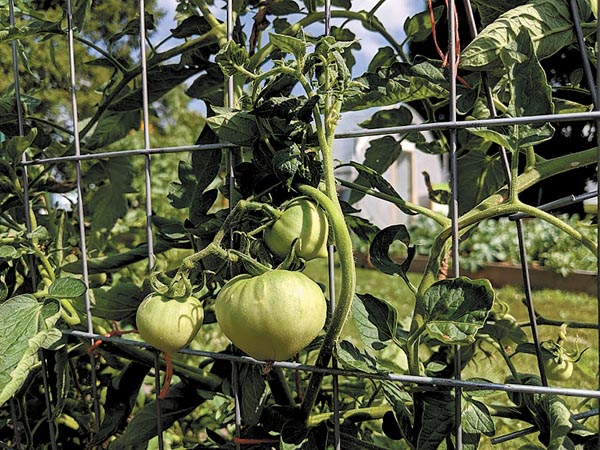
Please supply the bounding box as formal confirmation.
[352,293,398,351]
[382,381,414,442]
[344,59,448,111]
[48,277,87,298]
[0,295,62,406]
[205,107,258,146]
[416,392,455,450]
[421,277,495,344]
[0,245,18,260]
[215,41,250,78]
[462,398,495,450]
[270,33,307,60]
[335,340,381,374]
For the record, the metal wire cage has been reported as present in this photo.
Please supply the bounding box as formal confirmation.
[1,0,600,449]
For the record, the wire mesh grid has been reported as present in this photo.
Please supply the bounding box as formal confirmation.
[2,0,600,449]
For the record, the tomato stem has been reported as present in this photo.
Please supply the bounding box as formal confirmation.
[158,352,173,399]
[296,184,355,419]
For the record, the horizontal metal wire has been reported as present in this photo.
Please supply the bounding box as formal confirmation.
[19,109,600,167]
[491,408,599,444]
[63,329,600,399]
[21,142,236,166]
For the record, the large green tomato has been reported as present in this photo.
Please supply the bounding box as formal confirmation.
[264,198,329,260]
[136,293,204,354]
[215,270,327,361]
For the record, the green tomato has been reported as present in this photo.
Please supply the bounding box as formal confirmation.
[264,198,329,260]
[136,293,204,354]
[215,270,327,361]
[544,357,574,381]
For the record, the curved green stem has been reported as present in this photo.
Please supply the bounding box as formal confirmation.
[338,179,450,227]
[60,299,81,326]
[296,184,355,419]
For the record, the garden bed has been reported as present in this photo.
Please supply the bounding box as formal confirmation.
[355,253,598,296]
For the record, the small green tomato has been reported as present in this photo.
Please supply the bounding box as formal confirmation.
[136,293,204,354]
[264,198,329,260]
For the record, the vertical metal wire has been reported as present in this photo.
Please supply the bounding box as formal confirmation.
[446,1,463,447]
[461,0,550,387]
[65,0,102,430]
[9,0,57,447]
[137,2,162,447]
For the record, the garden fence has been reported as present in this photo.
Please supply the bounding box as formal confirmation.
[4,0,600,449]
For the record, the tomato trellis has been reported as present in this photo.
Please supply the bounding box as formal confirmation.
[3,0,600,448]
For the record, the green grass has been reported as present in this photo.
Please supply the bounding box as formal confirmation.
[303,259,599,448]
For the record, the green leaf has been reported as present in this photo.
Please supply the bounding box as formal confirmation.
[61,239,186,274]
[89,362,150,447]
[346,136,403,204]
[416,392,455,450]
[344,59,448,111]
[170,15,211,38]
[456,151,506,215]
[108,381,208,450]
[215,41,250,78]
[339,162,413,215]
[335,340,381,374]
[359,106,413,129]
[238,365,268,427]
[382,381,414,443]
[404,6,445,42]
[109,65,200,111]
[108,12,155,45]
[471,0,528,27]
[352,293,398,351]
[73,0,91,31]
[462,398,495,450]
[85,109,141,150]
[280,420,328,450]
[505,31,553,118]
[0,295,62,406]
[421,277,495,344]
[460,0,594,71]
[269,33,307,60]
[206,107,258,146]
[369,225,416,287]
[87,282,143,321]
[48,277,87,299]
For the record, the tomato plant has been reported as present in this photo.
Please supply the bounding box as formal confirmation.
[214,270,326,361]
[0,0,599,449]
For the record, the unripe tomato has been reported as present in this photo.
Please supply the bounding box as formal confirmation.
[215,270,327,361]
[544,357,574,381]
[136,293,204,354]
[264,198,329,260]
